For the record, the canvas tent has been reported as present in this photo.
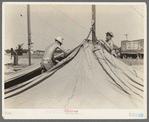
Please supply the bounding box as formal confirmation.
[4,41,143,109]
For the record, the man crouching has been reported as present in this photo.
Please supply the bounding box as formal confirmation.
[41,36,68,73]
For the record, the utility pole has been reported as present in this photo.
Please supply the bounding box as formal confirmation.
[92,5,96,43]
[27,4,31,66]
[125,34,129,40]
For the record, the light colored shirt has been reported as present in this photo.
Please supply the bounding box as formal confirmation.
[105,39,114,50]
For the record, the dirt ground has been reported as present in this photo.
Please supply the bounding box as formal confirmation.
[118,58,144,66]
[131,65,144,79]
[4,57,144,80]
[131,65,144,73]
[4,58,41,79]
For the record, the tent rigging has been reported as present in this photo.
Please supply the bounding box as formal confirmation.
[51,5,89,32]
[130,5,144,18]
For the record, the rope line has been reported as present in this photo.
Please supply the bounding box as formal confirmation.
[5,15,50,43]
[130,5,144,18]
[31,13,79,43]
[51,5,89,32]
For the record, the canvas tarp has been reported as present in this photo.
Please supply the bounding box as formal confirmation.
[4,42,144,109]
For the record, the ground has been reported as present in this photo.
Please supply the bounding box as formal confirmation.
[4,58,40,80]
[4,56,144,80]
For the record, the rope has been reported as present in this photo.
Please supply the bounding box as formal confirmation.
[28,10,79,44]
[51,5,89,32]
[130,5,144,18]
[5,15,50,44]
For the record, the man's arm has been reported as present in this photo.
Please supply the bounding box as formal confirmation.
[106,40,113,49]
[58,46,68,57]
[104,43,111,52]
[104,40,113,53]
[109,40,114,50]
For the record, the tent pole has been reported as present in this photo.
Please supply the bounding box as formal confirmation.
[92,5,96,43]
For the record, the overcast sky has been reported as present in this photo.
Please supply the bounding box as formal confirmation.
[3,3,145,51]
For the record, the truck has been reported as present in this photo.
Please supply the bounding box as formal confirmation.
[120,39,144,59]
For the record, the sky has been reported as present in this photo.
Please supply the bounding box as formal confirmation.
[3,3,146,51]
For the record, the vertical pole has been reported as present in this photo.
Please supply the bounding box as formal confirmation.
[27,4,31,66]
[92,5,96,43]
[125,34,128,40]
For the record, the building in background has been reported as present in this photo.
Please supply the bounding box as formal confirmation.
[120,39,144,59]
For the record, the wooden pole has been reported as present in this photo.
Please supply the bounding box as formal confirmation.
[125,34,129,40]
[27,4,31,66]
[92,5,96,43]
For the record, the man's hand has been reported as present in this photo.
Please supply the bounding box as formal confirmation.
[99,39,105,44]
[104,41,109,45]
[104,42,110,48]
[55,60,59,63]
[104,42,112,53]
[81,39,86,45]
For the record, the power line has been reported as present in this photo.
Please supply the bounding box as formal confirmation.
[130,5,144,18]
[6,6,90,44]
[20,7,80,44]
[5,15,51,44]
[5,7,78,44]
[51,5,89,32]
[31,12,79,43]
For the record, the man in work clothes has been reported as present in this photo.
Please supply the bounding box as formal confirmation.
[41,36,68,72]
[99,31,114,54]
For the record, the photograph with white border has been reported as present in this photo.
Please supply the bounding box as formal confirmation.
[2,2,147,119]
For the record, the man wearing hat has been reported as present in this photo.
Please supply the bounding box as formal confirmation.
[40,36,68,72]
[99,31,114,53]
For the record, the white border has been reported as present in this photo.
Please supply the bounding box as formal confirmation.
[2,2,147,119]
[2,2,146,5]
[3,109,146,119]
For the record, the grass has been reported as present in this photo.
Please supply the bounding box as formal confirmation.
[118,58,144,66]
[20,54,144,66]
[19,54,43,59]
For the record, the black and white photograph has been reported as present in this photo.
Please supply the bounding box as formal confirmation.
[2,2,147,119]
